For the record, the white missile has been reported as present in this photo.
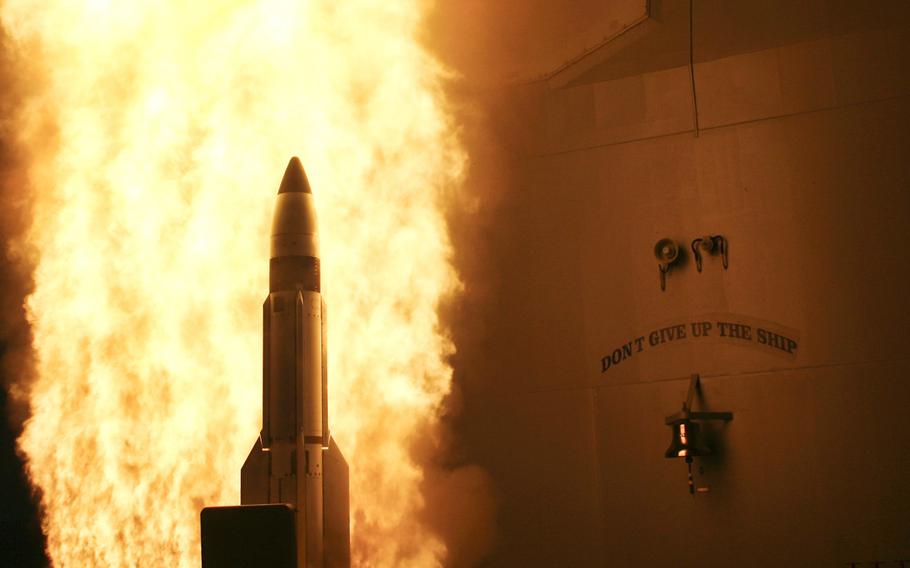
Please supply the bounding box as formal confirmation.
[201,158,350,568]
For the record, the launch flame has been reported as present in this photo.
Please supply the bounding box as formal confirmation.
[2,1,463,566]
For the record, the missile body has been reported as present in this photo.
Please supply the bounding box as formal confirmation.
[237,158,350,568]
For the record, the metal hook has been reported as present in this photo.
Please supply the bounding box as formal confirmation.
[692,235,728,272]
[691,238,704,272]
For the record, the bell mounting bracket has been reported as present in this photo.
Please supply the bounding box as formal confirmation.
[665,374,734,425]
[664,374,734,496]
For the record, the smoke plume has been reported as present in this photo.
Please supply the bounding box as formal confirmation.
[0,16,49,567]
[0,2,501,566]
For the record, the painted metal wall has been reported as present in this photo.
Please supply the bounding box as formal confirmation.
[438,1,910,566]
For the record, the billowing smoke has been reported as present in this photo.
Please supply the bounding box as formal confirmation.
[0,9,33,426]
[0,2,501,566]
[415,91,513,568]
[417,3,571,566]
[0,17,49,567]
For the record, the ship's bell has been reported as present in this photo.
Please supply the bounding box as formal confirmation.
[664,418,711,459]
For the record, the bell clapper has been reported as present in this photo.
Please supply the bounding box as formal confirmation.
[686,456,695,495]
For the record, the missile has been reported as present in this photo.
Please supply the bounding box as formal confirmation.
[201,158,350,568]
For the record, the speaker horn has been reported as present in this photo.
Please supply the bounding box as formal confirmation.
[654,238,679,264]
[653,238,680,291]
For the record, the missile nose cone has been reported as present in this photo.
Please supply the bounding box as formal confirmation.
[278,156,312,194]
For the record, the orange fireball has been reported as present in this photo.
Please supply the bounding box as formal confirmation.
[2,1,464,566]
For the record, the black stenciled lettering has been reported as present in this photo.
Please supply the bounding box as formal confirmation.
[648,330,660,346]
[756,328,798,354]
[692,321,712,337]
[622,342,633,358]
[611,348,623,365]
[767,331,782,349]
[601,339,640,373]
